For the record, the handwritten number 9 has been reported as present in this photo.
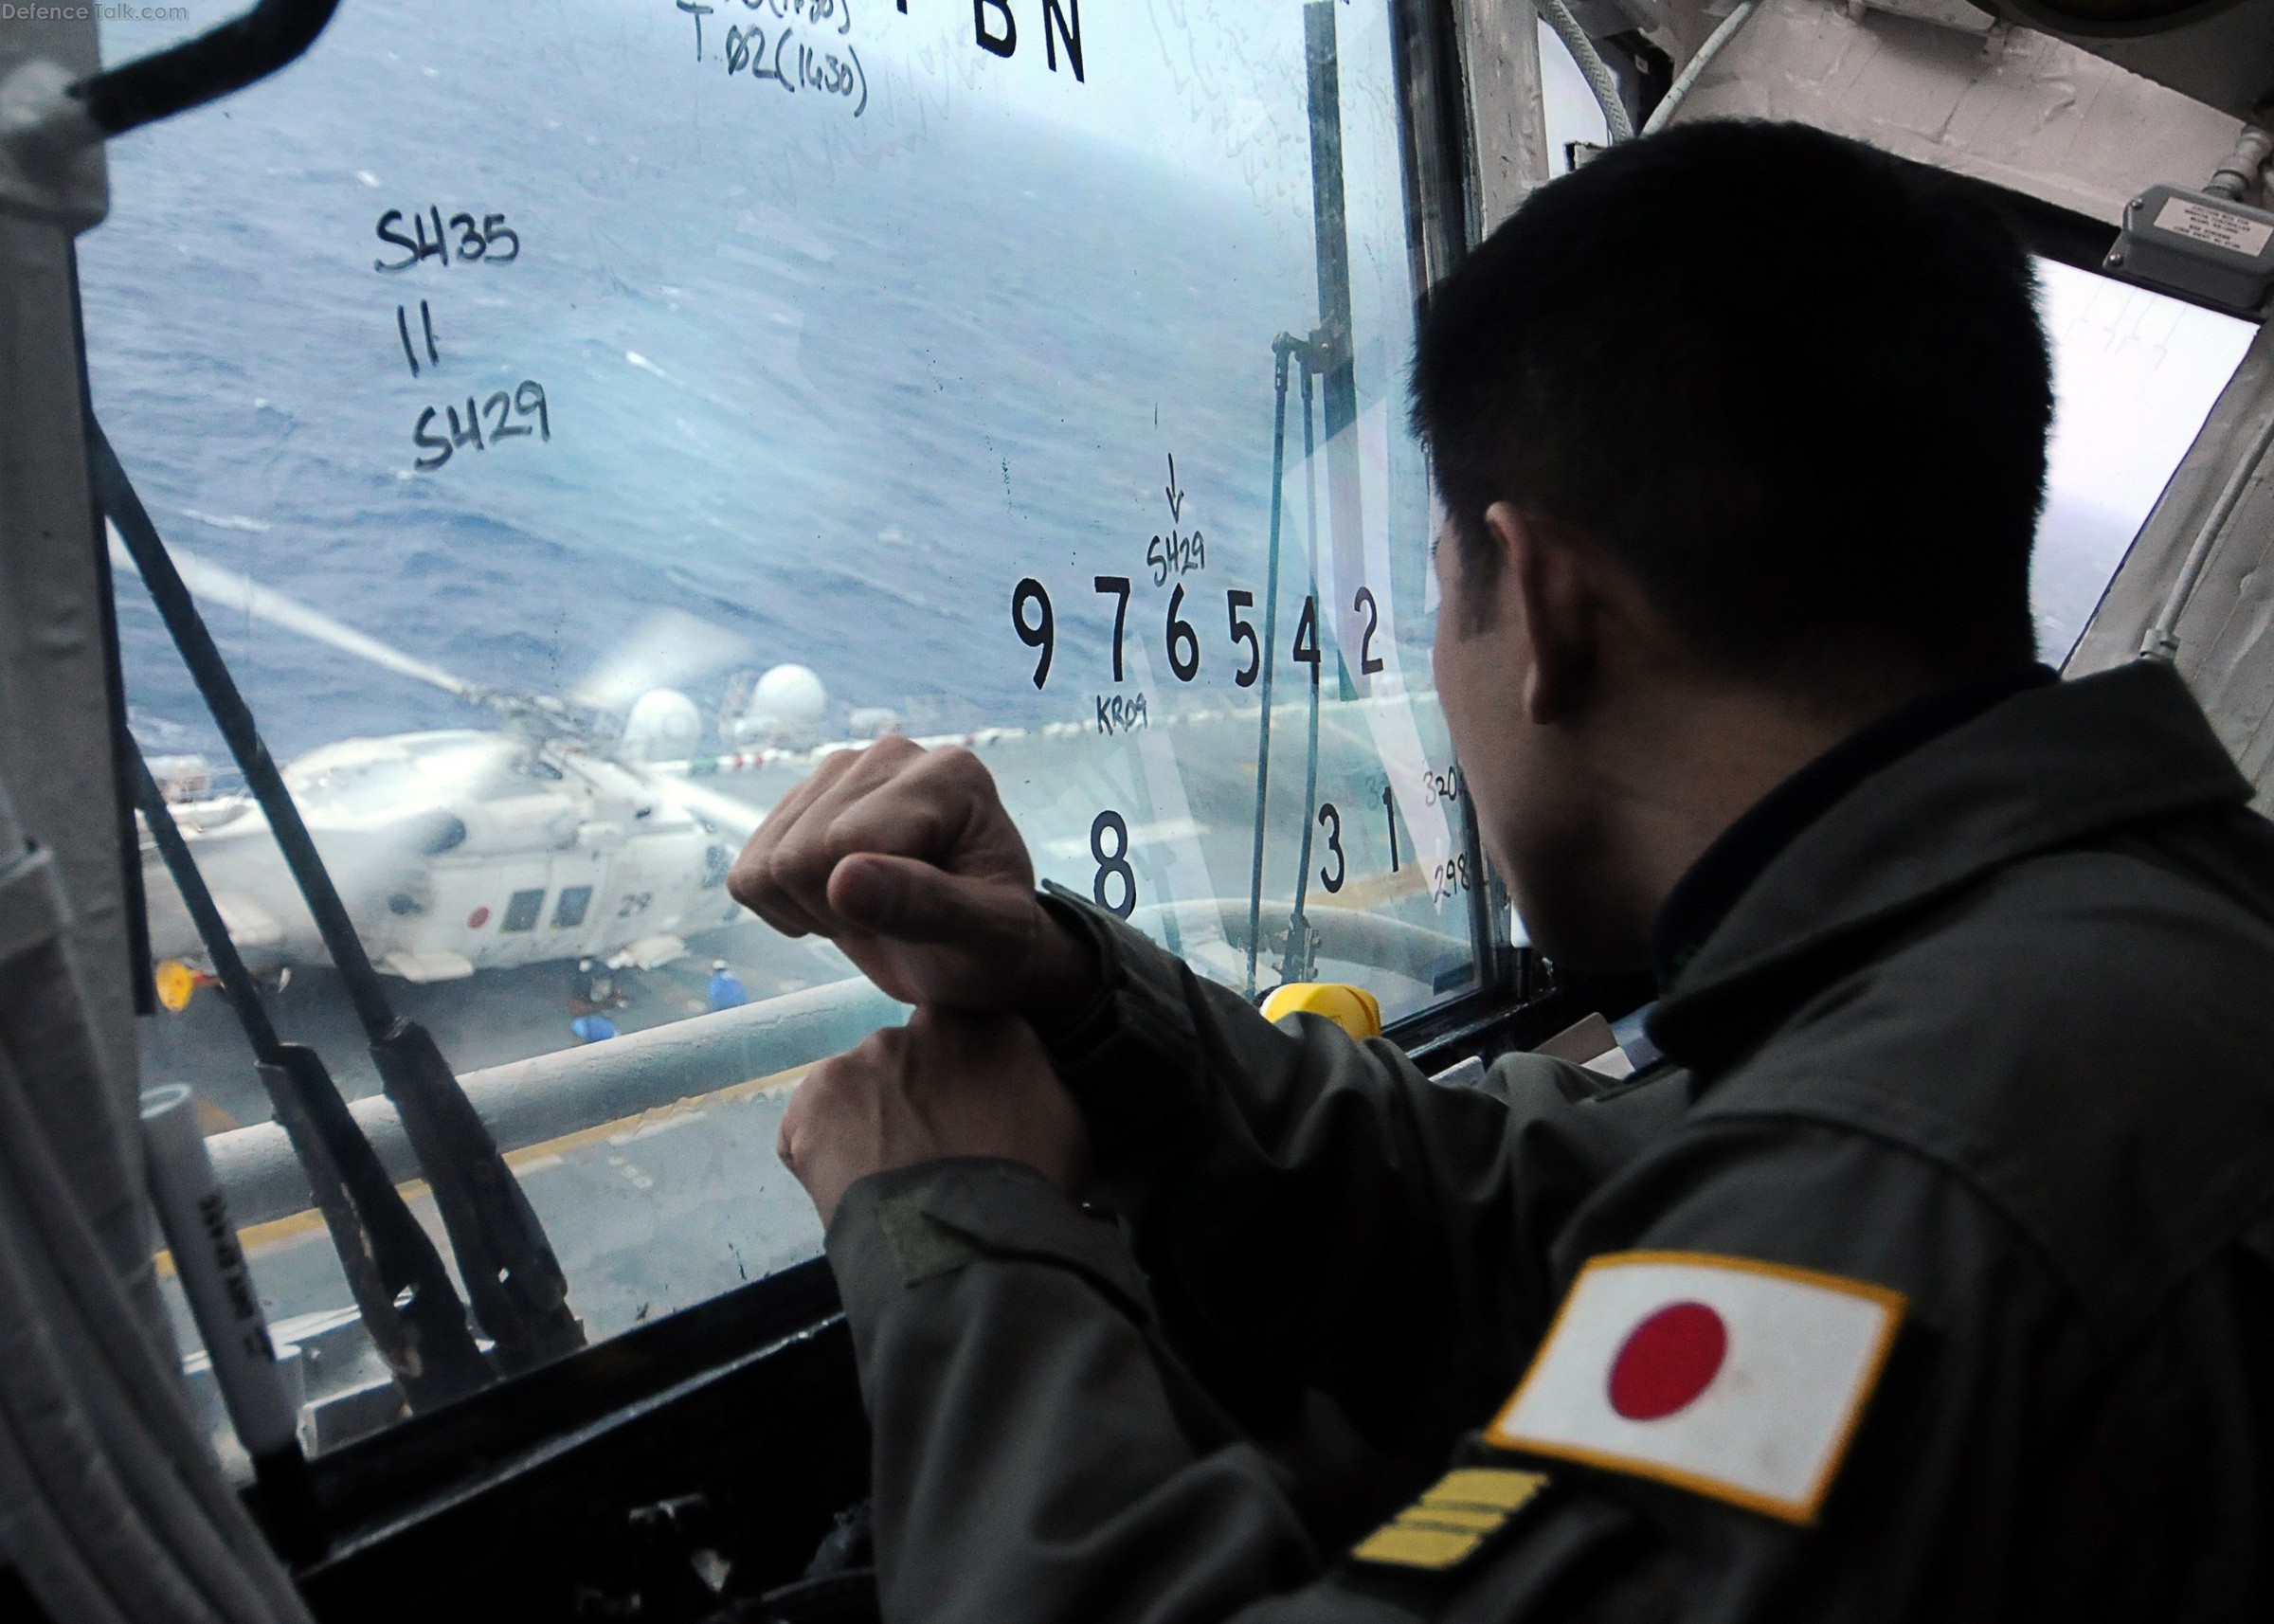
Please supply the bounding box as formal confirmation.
[1164,585,1200,682]
[1092,810,1136,918]
[514,381,550,440]
[1012,578,1055,690]
[1317,803,1345,893]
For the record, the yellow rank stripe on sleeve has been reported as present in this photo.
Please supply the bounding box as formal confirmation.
[1349,1468,1550,1571]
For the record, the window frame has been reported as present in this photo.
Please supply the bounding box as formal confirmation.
[208,0,1517,1554]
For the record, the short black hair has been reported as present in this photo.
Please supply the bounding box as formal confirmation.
[1412,119,2051,704]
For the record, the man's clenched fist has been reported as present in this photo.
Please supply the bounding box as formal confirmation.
[778,1007,1089,1226]
[727,737,1096,1019]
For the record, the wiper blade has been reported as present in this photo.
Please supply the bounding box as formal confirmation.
[131,749,492,1409]
[96,422,586,1374]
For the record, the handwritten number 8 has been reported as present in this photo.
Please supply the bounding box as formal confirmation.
[1012,578,1054,690]
[1092,810,1136,918]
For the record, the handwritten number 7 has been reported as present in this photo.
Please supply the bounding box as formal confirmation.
[1094,576,1131,683]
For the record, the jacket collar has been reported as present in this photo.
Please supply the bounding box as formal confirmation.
[1650,664,2056,987]
[1647,660,2252,1070]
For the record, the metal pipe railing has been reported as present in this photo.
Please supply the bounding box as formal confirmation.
[207,903,1468,1227]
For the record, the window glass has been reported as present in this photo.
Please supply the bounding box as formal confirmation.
[2033,259,2256,662]
[1538,17,1611,175]
[86,0,1482,1459]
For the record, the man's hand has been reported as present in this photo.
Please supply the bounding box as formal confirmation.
[728,737,1096,1018]
[778,1006,1090,1226]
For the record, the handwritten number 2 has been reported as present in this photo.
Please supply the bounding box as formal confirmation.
[1353,587,1384,676]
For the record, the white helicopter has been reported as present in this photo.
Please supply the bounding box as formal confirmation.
[116,530,811,996]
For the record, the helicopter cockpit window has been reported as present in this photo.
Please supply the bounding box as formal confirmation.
[87,0,1480,1461]
[2033,260,2255,662]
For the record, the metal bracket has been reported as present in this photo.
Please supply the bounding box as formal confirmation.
[0,57,105,226]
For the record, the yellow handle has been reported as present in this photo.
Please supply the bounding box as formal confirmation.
[1258,982,1383,1041]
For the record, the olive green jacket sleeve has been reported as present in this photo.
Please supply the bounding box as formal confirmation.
[1031,897,1679,1452]
[825,1138,2269,1624]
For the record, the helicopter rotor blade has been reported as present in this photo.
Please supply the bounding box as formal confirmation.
[108,523,477,700]
[570,607,752,714]
[654,775,763,844]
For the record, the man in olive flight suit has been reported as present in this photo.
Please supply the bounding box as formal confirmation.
[730,122,2274,1621]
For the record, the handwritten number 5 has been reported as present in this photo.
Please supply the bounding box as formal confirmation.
[1226,590,1259,688]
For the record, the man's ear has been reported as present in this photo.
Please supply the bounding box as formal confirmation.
[1485,502,1597,725]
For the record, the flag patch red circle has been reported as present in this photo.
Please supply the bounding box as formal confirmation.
[1607,1301,1727,1420]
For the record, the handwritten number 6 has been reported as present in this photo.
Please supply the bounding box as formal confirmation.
[1012,578,1055,690]
[1164,585,1200,682]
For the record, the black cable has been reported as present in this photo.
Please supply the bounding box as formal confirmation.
[94,422,584,1372]
[72,0,342,138]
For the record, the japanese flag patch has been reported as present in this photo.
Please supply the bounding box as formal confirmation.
[1486,1251,1904,1524]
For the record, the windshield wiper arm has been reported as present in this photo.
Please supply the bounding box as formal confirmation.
[130,748,494,1408]
[95,422,586,1375]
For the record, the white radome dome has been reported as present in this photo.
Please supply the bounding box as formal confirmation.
[620,688,703,763]
[741,663,829,742]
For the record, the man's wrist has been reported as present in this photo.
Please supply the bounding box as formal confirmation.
[1020,889,1105,1039]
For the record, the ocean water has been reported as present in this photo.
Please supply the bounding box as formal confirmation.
[81,0,1431,762]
